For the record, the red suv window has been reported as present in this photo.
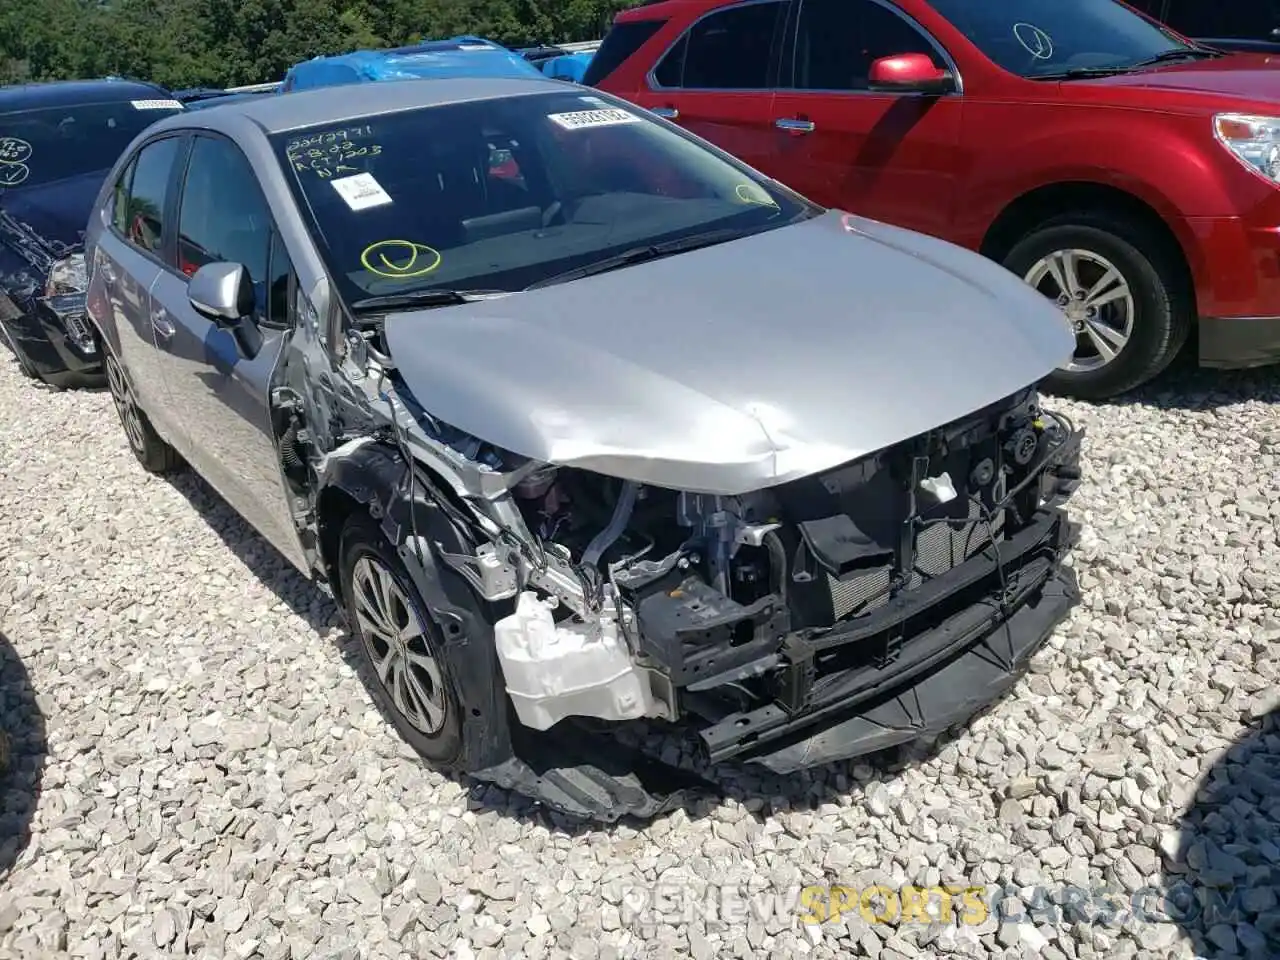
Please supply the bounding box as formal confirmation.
[652,1,785,89]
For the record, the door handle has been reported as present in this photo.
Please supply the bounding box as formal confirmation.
[651,106,679,119]
[151,312,175,340]
[775,118,816,134]
[1272,26,1280,38]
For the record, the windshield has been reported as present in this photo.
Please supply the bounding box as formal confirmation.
[927,0,1195,78]
[271,89,817,302]
[0,99,183,190]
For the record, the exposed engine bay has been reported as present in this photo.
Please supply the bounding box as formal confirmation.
[350,367,1082,774]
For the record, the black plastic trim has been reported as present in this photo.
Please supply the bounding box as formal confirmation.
[1197,314,1280,369]
[697,507,1076,764]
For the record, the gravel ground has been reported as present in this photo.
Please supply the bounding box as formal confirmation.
[2,347,1280,960]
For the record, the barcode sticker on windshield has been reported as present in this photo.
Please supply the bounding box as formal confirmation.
[131,99,182,110]
[547,108,641,131]
[331,172,393,211]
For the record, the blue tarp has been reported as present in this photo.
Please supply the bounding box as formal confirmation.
[539,52,594,83]
[282,36,545,92]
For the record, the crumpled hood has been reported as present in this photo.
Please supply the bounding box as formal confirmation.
[0,169,102,299]
[383,210,1074,495]
[0,168,104,254]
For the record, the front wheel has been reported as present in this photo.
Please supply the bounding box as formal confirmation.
[1003,214,1192,400]
[338,513,465,770]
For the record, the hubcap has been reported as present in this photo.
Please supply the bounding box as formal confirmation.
[351,556,447,735]
[1024,248,1135,373]
[105,354,146,453]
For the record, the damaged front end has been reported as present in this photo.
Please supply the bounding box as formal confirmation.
[0,208,100,387]
[319,329,1081,820]
[487,387,1081,774]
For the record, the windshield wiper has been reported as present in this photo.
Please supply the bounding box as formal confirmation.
[349,288,511,314]
[1036,46,1224,80]
[524,228,744,291]
[1128,47,1224,67]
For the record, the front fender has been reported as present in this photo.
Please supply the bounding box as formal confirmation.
[955,106,1254,278]
[316,439,715,820]
[316,439,515,771]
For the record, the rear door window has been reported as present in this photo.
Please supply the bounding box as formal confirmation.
[119,137,181,256]
[652,1,785,89]
[110,158,136,234]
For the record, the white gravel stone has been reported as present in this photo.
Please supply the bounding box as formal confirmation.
[4,354,1280,958]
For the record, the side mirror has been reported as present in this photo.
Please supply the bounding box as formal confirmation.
[187,262,255,326]
[868,53,956,95]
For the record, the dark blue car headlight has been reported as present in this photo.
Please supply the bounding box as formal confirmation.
[40,253,95,354]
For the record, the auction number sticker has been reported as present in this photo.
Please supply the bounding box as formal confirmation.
[331,172,393,211]
[131,99,183,110]
[547,108,641,131]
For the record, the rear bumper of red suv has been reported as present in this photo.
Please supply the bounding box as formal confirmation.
[1187,215,1280,368]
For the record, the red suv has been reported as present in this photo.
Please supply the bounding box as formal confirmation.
[587,0,1280,399]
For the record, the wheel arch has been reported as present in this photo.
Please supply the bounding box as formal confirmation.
[314,438,515,771]
[978,181,1199,318]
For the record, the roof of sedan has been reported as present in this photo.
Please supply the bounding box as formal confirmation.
[0,77,175,112]
[173,76,569,134]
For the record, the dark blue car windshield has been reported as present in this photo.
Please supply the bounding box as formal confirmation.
[928,0,1193,78]
[0,99,182,190]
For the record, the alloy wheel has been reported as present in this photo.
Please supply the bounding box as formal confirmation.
[1024,248,1135,373]
[350,555,448,735]
[105,354,145,454]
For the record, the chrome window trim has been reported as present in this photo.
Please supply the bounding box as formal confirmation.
[782,0,964,96]
[645,0,789,94]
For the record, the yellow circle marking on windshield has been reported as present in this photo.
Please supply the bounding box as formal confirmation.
[361,241,442,279]
[736,183,778,207]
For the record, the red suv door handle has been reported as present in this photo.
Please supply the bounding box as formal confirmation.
[651,106,679,119]
[775,118,816,134]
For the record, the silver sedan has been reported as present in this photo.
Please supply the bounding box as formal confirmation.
[84,77,1082,821]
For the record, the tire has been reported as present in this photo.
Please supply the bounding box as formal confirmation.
[337,512,465,770]
[103,349,181,474]
[0,318,39,381]
[1002,213,1192,400]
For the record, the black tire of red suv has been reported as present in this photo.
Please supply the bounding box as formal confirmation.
[1002,213,1193,401]
[337,512,466,771]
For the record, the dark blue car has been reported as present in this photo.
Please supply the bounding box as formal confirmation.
[0,78,183,387]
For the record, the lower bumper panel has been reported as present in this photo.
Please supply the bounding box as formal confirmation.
[0,304,103,388]
[742,564,1077,774]
[1198,315,1280,370]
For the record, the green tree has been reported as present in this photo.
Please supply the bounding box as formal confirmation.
[0,0,642,89]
